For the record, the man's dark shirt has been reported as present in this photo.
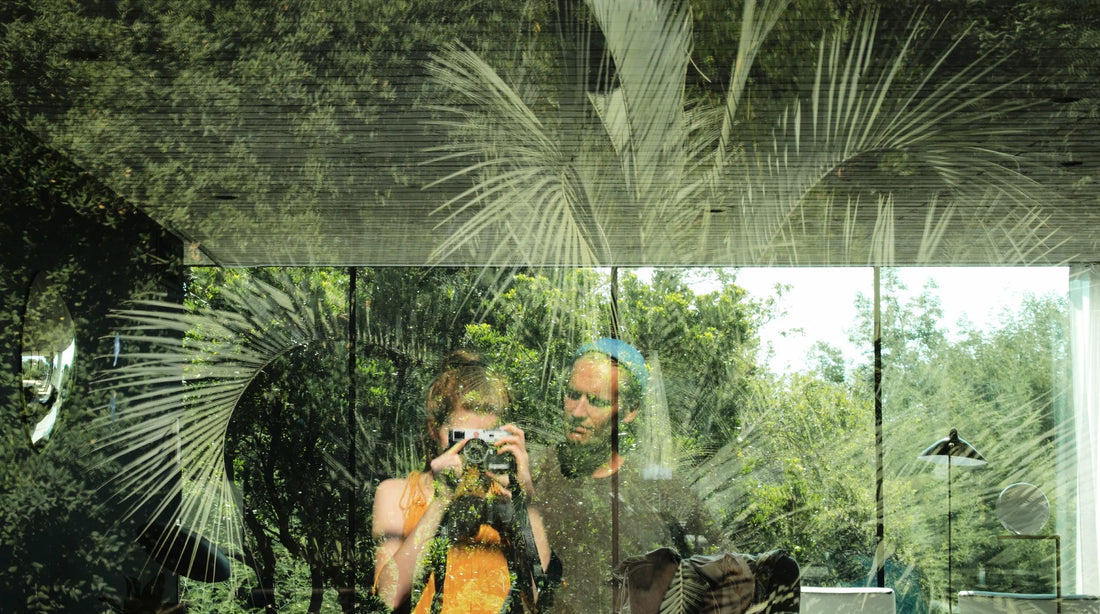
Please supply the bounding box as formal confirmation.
[534,450,723,613]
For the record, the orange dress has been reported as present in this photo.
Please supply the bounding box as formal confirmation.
[401,472,512,614]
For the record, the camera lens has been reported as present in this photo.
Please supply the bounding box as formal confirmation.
[462,438,490,465]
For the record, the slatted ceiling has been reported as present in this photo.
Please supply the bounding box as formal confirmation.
[11,17,1098,268]
[46,108,1099,268]
[162,192,1096,268]
[156,182,1087,267]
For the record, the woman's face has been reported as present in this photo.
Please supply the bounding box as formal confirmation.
[437,405,500,451]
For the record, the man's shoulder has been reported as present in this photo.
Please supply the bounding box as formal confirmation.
[531,445,575,501]
[529,442,557,479]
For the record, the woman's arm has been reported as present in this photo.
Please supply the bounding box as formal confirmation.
[525,505,552,572]
[373,441,467,609]
[372,477,451,609]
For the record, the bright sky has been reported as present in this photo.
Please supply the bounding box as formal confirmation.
[727,267,1070,372]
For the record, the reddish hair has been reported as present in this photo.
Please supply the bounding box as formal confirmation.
[424,350,510,458]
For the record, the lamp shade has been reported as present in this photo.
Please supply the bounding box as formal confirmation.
[918,428,987,466]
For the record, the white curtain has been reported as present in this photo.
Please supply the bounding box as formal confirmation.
[1071,264,1100,594]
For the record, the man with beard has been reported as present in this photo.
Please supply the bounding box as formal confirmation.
[534,339,720,613]
[555,338,646,479]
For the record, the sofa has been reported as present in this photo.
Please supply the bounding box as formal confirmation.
[958,590,1100,614]
[800,586,896,614]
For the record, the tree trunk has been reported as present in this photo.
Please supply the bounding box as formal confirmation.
[338,586,357,614]
[308,565,325,614]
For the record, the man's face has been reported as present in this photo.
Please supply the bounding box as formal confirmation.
[563,356,635,445]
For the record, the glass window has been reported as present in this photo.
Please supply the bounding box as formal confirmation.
[0,258,1082,612]
[882,267,1071,612]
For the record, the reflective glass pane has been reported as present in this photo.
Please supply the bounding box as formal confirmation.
[4,0,1097,608]
[882,267,1072,612]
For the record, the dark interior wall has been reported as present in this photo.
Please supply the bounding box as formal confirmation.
[0,115,184,611]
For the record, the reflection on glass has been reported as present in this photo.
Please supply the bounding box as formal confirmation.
[21,271,76,450]
[371,350,551,612]
[883,267,1071,607]
[997,483,1050,536]
[91,265,1082,612]
[673,268,879,591]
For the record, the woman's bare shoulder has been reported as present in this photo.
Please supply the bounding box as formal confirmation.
[376,476,409,494]
[372,476,414,538]
[375,475,416,508]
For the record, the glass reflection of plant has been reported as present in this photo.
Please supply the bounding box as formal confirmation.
[94,272,340,608]
[426,0,1056,268]
[96,267,546,612]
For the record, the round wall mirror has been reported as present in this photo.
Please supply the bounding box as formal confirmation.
[996,482,1050,535]
[21,271,76,451]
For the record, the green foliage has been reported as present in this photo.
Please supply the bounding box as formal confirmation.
[620,269,765,455]
[4,0,1091,610]
[120,264,774,612]
[1,0,557,264]
[852,271,1070,603]
[1,111,182,614]
[0,432,132,613]
[4,253,1071,614]
[690,0,851,106]
[696,370,874,562]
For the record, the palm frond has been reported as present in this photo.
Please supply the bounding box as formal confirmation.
[425,0,706,266]
[729,11,1051,264]
[424,0,1059,268]
[92,275,338,565]
[657,559,709,614]
[587,0,716,248]
[715,0,789,173]
[424,43,607,267]
[585,0,692,196]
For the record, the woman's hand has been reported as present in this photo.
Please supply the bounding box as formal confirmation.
[492,423,536,498]
[428,438,468,500]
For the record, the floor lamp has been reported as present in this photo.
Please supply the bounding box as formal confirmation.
[919,428,987,611]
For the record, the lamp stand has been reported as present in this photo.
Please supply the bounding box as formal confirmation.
[919,428,986,613]
[948,457,953,612]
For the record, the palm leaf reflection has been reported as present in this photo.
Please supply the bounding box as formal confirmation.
[427,0,1060,267]
[93,274,339,578]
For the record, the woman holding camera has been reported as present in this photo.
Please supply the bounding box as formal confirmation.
[372,351,552,613]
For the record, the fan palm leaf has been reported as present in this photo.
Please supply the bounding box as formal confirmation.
[584,0,692,197]
[92,276,339,565]
[427,0,703,266]
[425,43,609,267]
[425,0,1057,268]
[727,11,1052,264]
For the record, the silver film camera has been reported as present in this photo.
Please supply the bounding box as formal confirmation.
[449,429,514,473]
